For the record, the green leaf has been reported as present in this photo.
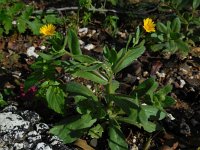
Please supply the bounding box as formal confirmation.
[170,32,182,40]
[0,0,7,4]
[141,105,166,120]
[161,96,176,107]
[43,14,63,24]
[50,114,96,143]
[88,124,104,139]
[110,94,139,114]
[77,63,103,72]
[175,39,189,53]
[38,52,53,60]
[108,0,118,5]
[166,40,177,52]
[73,70,108,85]
[67,28,82,55]
[3,17,12,34]
[157,22,167,33]
[156,84,172,96]
[108,124,128,150]
[103,45,117,64]
[133,26,140,46]
[21,5,33,20]
[193,0,200,9]
[24,73,43,92]
[65,82,98,101]
[171,17,181,33]
[75,96,106,118]
[17,18,27,33]
[28,18,42,35]
[131,77,158,100]
[72,55,96,63]
[116,116,141,128]
[139,105,166,132]
[0,94,7,107]
[150,43,165,52]
[0,28,4,36]
[138,108,157,132]
[7,2,24,17]
[112,42,145,73]
[46,85,65,114]
[109,80,119,93]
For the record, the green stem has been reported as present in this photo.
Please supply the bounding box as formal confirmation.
[62,33,68,50]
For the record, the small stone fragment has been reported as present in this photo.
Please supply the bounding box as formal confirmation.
[36,123,49,134]
[27,46,39,58]
[84,44,95,51]
[2,105,18,113]
[35,142,52,150]
[167,113,175,120]
[20,110,41,124]
[179,79,186,88]
[78,28,88,37]
[14,143,24,150]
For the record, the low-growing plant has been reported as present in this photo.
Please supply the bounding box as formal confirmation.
[104,15,119,37]
[0,0,63,36]
[159,0,200,46]
[0,93,7,107]
[25,25,175,149]
[149,17,189,55]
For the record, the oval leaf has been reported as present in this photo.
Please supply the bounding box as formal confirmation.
[67,28,82,55]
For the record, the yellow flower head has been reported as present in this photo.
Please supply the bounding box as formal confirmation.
[143,18,156,33]
[39,24,56,36]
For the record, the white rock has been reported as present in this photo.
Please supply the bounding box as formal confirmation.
[78,28,88,36]
[12,20,17,25]
[36,123,49,133]
[27,46,39,58]
[84,44,95,51]
[167,113,175,120]
[27,130,38,136]
[87,30,96,38]
[156,71,166,78]
[79,39,85,45]
[35,142,52,150]
[130,144,139,150]
[179,79,186,88]
[0,112,30,133]
[14,143,24,150]
[40,46,46,50]
[132,136,137,144]
[141,103,147,106]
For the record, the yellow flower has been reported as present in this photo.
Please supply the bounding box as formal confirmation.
[143,18,156,33]
[39,24,56,36]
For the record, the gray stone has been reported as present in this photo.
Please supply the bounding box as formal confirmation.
[13,142,24,150]
[0,105,75,150]
[27,130,42,143]
[35,142,52,150]
[36,123,49,133]
[0,112,30,134]
[2,105,17,113]
[20,110,41,124]
[0,146,9,150]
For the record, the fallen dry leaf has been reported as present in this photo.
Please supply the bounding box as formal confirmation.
[74,139,95,150]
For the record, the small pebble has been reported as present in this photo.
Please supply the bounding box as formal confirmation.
[27,46,39,58]
[179,79,186,88]
[13,143,24,150]
[156,71,166,78]
[167,113,175,120]
[78,28,88,37]
[84,44,95,51]
[35,142,52,150]
[40,46,46,50]
[143,71,149,77]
